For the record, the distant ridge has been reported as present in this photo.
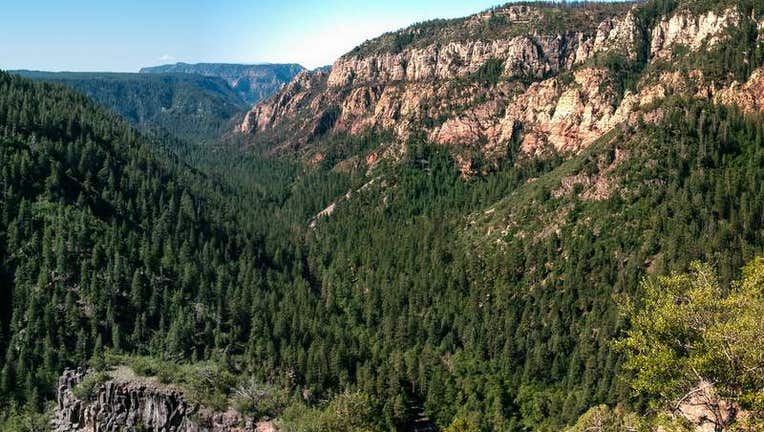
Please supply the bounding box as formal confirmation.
[140,62,305,104]
[12,70,248,142]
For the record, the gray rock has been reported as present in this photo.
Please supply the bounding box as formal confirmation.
[53,368,257,432]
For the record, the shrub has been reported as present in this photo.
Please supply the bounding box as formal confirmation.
[71,372,109,401]
[317,391,380,432]
[231,378,290,419]
[128,357,159,377]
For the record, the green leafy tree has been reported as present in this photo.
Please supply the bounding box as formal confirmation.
[317,391,380,432]
[444,414,481,432]
[618,259,764,430]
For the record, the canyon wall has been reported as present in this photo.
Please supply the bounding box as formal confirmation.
[240,4,754,168]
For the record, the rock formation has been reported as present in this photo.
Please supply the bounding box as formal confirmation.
[239,3,754,167]
[53,368,266,432]
[649,8,741,59]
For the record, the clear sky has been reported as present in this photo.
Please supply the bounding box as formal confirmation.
[0,0,508,72]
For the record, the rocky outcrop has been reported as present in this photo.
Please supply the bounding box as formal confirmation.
[500,67,627,154]
[239,4,643,151]
[576,10,641,63]
[714,68,764,112]
[327,35,583,88]
[552,148,629,201]
[239,2,758,166]
[650,8,741,59]
[54,368,262,432]
[239,69,330,135]
[674,381,748,432]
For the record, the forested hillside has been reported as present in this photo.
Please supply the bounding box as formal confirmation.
[139,63,306,104]
[12,71,248,142]
[2,0,764,431]
[0,70,295,419]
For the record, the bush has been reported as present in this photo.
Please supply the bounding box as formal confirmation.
[129,357,159,377]
[181,363,236,411]
[71,372,109,401]
[276,391,381,432]
[317,391,380,432]
[443,415,481,432]
[0,404,51,432]
[618,259,764,430]
[277,402,323,432]
[232,378,290,419]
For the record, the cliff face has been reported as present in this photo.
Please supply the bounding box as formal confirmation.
[54,369,265,432]
[649,8,741,59]
[325,8,639,88]
[239,3,758,167]
[239,69,331,142]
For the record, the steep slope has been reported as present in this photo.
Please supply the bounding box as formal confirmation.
[140,63,306,104]
[293,99,764,431]
[0,70,295,414]
[12,71,248,142]
[231,0,764,430]
[54,368,262,432]
[239,0,764,173]
[240,2,638,157]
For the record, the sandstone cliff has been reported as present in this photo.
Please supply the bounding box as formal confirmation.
[239,2,759,170]
[54,368,269,432]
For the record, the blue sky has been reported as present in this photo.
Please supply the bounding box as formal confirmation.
[0,0,507,72]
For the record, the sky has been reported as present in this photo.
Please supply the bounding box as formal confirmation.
[0,0,507,72]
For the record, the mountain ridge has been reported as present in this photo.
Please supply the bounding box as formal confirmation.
[11,70,249,143]
[140,62,306,104]
[238,0,763,176]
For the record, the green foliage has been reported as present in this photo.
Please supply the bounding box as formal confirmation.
[4,18,764,429]
[278,403,324,432]
[463,98,764,429]
[671,13,764,85]
[317,391,380,432]
[672,0,764,16]
[169,362,239,410]
[117,356,238,410]
[12,70,248,143]
[0,71,299,413]
[594,52,643,100]
[563,405,662,432]
[0,404,50,432]
[125,356,162,378]
[638,0,764,87]
[71,372,109,401]
[470,58,505,87]
[232,378,291,419]
[618,258,764,429]
[444,414,482,432]
[278,391,382,432]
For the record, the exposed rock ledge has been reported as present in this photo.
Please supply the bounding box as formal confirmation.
[239,5,748,163]
[54,368,271,432]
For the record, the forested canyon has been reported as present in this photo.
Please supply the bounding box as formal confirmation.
[1,0,764,431]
